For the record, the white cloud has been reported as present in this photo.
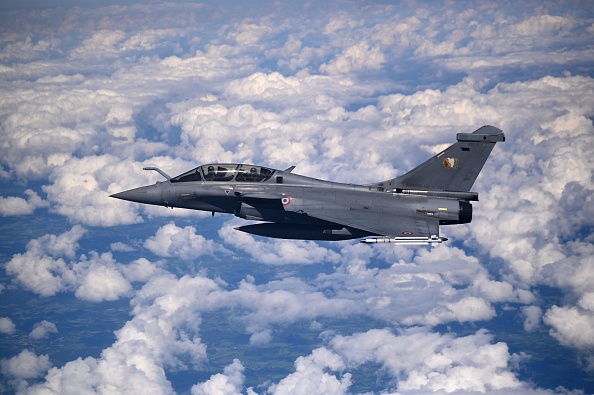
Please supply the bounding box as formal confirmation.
[110,241,135,252]
[24,273,209,394]
[544,305,594,349]
[0,189,49,216]
[144,222,227,260]
[2,1,594,393]
[403,296,496,326]
[0,350,51,380]
[231,279,362,341]
[223,71,302,100]
[119,28,186,52]
[70,30,126,60]
[4,226,161,301]
[5,226,85,297]
[74,260,133,302]
[329,328,523,393]
[29,320,58,340]
[268,348,351,395]
[119,258,164,283]
[191,358,245,395]
[314,243,527,328]
[522,306,542,332]
[228,21,272,46]
[320,41,386,74]
[510,15,574,36]
[43,155,146,227]
[0,317,16,335]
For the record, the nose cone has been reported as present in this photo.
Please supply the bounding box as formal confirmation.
[110,184,163,206]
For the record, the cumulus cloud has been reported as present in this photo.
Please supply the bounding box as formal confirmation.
[0,317,16,335]
[522,305,542,332]
[403,296,496,326]
[110,241,135,252]
[329,328,523,393]
[0,350,51,380]
[312,243,531,329]
[43,155,146,227]
[144,222,227,260]
[0,189,49,216]
[29,320,58,340]
[268,348,351,395]
[2,1,594,393]
[5,226,160,301]
[24,273,209,394]
[191,358,246,395]
[5,225,86,297]
[544,305,594,349]
[74,259,133,302]
[320,41,386,74]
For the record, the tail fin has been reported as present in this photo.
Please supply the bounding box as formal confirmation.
[375,125,505,192]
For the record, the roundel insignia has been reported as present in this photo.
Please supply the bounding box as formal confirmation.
[281,196,291,206]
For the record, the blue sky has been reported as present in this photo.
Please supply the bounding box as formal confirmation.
[1,1,593,394]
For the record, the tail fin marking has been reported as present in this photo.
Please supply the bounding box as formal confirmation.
[374,125,505,193]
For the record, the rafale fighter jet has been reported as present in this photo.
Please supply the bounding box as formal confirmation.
[111,126,504,244]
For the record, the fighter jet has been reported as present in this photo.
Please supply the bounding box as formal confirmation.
[111,125,504,244]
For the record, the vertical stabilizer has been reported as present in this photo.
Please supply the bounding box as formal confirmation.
[375,126,505,192]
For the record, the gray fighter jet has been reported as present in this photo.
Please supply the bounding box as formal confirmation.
[111,125,504,244]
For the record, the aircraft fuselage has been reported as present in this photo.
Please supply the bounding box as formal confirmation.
[112,167,468,241]
[111,126,503,243]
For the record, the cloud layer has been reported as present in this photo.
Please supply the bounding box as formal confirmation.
[1,0,593,394]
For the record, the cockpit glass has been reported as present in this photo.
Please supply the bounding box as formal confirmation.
[170,167,202,183]
[171,164,275,183]
[235,165,275,182]
[202,164,236,182]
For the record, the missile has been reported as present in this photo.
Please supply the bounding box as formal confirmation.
[360,236,447,245]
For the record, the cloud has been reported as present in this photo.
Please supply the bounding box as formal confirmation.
[0,189,49,216]
[328,328,523,393]
[522,305,542,332]
[544,305,594,349]
[2,1,594,393]
[74,259,133,302]
[0,317,16,335]
[268,348,351,395]
[29,320,58,340]
[24,273,209,394]
[509,15,574,36]
[69,30,126,60]
[40,153,207,227]
[403,296,496,326]
[5,225,85,297]
[144,222,227,260]
[0,350,51,381]
[313,243,531,329]
[320,41,386,74]
[228,21,272,46]
[229,279,363,342]
[5,226,161,301]
[191,358,246,395]
[110,241,135,252]
[43,155,146,227]
[119,258,164,283]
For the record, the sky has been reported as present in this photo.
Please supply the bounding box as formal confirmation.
[0,0,593,394]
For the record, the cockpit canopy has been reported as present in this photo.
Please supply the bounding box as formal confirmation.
[170,164,275,183]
